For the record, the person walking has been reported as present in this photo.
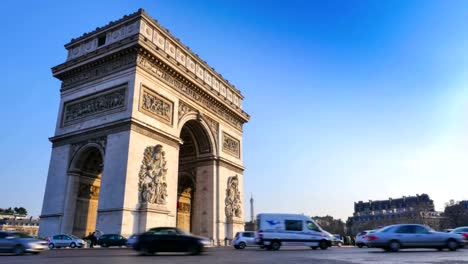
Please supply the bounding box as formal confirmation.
[91,231,98,248]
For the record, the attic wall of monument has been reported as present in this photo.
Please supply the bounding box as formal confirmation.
[55,70,136,137]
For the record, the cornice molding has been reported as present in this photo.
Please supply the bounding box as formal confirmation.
[50,118,183,149]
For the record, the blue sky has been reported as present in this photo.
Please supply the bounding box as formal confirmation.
[1,0,468,221]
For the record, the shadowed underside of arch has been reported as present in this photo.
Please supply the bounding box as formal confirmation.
[179,120,212,159]
[177,119,213,233]
[70,146,104,237]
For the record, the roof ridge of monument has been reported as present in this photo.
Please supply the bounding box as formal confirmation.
[66,8,145,45]
[65,8,243,97]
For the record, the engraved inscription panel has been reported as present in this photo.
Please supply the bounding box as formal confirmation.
[139,86,173,125]
[222,132,240,158]
[62,86,126,126]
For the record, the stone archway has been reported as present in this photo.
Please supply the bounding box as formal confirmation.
[68,146,104,237]
[176,119,214,233]
[40,10,249,243]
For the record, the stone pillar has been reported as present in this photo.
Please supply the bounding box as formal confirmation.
[138,203,171,232]
[226,216,244,240]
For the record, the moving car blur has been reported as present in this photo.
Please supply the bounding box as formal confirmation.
[450,227,468,244]
[126,234,139,247]
[133,227,211,255]
[355,230,373,248]
[97,234,127,247]
[0,231,48,255]
[366,224,465,252]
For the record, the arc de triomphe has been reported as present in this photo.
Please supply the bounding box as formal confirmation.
[39,9,249,244]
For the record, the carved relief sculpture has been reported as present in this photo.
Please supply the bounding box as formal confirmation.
[222,132,240,158]
[225,175,242,218]
[78,183,100,200]
[139,87,173,125]
[138,145,168,205]
[63,87,126,126]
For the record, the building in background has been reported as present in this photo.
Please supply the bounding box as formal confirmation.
[443,200,468,228]
[0,217,40,237]
[346,194,446,235]
[313,215,346,235]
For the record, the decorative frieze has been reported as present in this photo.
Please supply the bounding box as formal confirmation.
[139,86,173,125]
[62,86,126,126]
[61,52,137,90]
[225,175,242,218]
[178,101,196,122]
[222,132,240,158]
[138,145,168,205]
[137,55,243,131]
[204,115,219,143]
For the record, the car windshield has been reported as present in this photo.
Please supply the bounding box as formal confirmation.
[70,235,81,240]
[178,229,191,236]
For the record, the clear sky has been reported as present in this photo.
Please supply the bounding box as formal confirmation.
[1,0,468,221]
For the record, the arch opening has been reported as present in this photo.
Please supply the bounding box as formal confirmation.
[176,119,214,233]
[70,146,103,238]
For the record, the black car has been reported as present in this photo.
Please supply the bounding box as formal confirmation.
[133,227,211,255]
[97,234,127,247]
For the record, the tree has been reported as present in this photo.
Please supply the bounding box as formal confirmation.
[14,207,27,216]
[444,201,468,228]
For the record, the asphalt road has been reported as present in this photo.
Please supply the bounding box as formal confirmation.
[2,246,468,264]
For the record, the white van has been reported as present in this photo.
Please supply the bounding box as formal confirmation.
[255,213,332,251]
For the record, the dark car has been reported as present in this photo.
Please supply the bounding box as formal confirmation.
[133,227,211,255]
[98,234,127,247]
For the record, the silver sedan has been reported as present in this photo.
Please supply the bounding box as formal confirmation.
[366,224,465,252]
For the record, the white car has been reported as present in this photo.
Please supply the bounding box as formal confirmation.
[233,231,257,249]
[48,234,86,249]
[355,230,373,248]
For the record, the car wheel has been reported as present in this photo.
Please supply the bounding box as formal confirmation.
[187,243,201,255]
[238,242,246,249]
[447,239,458,251]
[139,246,152,256]
[270,241,281,251]
[357,243,363,248]
[311,246,318,250]
[388,240,400,252]
[70,242,76,248]
[319,240,328,250]
[234,245,240,249]
[14,245,25,256]
[48,243,55,249]
[102,242,108,248]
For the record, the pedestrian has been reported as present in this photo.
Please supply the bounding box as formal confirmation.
[88,232,95,248]
[91,231,98,247]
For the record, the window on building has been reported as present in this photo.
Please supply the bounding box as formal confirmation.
[97,35,106,47]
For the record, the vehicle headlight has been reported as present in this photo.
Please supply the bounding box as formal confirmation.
[201,239,212,246]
